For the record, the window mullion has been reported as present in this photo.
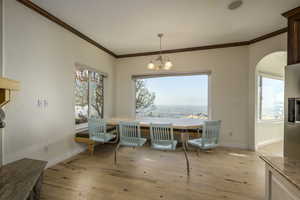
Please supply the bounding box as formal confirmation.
[259,76,263,120]
[88,71,91,118]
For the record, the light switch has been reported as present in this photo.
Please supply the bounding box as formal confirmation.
[44,100,48,107]
[37,99,43,107]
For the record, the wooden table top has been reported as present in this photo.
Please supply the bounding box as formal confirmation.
[0,158,47,200]
[106,117,204,130]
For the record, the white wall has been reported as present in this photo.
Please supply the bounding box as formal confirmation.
[115,34,288,150]
[115,47,250,149]
[248,34,287,149]
[256,122,284,148]
[3,0,115,166]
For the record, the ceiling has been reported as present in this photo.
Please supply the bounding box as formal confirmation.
[257,51,287,77]
[31,0,300,55]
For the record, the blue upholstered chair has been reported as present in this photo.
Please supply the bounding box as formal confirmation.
[149,123,177,151]
[187,120,221,151]
[88,118,117,144]
[149,123,190,176]
[114,121,147,164]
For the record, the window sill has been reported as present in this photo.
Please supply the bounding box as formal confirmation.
[257,120,284,124]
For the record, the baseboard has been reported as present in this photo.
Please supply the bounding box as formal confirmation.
[219,141,249,149]
[4,141,88,168]
[256,138,283,149]
[46,146,86,168]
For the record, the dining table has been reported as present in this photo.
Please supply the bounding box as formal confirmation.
[106,117,205,176]
[75,117,205,174]
[106,117,204,129]
[105,117,204,144]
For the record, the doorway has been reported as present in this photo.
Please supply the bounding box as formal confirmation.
[255,51,287,156]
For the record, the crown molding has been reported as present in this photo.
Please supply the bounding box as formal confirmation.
[16,0,288,59]
[16,0,117,58]
[282,6,300,18]
[117,28,287,58]
[248,28,288,44]
[116,41,251,58]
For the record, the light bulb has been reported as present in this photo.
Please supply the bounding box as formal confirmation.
[164,60,173,70]
[147,62,155,70]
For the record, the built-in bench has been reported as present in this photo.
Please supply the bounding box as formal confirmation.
[74,126,117,155]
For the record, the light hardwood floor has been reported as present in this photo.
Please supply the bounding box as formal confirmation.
[257,141,284,157]
[41,145,265,200]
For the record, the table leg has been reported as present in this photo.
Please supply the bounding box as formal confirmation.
[114,142,121,165]
[27,172,43,200]
[88,143,94,156]
[181,131,190,176]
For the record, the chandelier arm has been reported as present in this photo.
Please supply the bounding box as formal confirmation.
[160,35,163,64]
[148,33,172,70]
[160,35,162,56]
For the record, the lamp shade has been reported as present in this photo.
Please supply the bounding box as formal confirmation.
[147,62,155,70]
[164,61,173,70]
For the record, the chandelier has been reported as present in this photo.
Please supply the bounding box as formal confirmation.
[147,33,173,70]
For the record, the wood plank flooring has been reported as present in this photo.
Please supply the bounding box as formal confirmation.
[41,145,265,200]
[257,140,283,157]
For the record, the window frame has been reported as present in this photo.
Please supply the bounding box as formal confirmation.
[257,72,284,123]
[132,72,212,120]
[74,63,107,131]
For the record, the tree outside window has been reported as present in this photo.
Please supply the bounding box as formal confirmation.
[75,69,104,125]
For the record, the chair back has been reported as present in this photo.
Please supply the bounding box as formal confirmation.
[119,121,141,139]
[150,123,174,142]
[88,118,107,138]
[202,120,221,148]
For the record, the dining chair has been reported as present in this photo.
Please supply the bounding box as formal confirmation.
[149,123,177,150]
[114,121,147,164]
[187,120,221,152]
[150,123,190,176]
[88,118,118,154]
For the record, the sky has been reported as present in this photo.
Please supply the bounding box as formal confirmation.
[262,77,284,107]
[141,75,208,106]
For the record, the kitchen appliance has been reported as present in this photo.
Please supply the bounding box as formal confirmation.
[284,63,300,159]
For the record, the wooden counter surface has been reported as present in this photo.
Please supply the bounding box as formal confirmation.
[260,155,300,191]
[106,117,204,130]
[0,158,47,200]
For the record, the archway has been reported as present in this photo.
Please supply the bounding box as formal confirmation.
[255,51,287,156]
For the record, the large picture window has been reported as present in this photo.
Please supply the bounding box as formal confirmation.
[135,74,209,119]
[75,68,104,125]
[258,74,284,121]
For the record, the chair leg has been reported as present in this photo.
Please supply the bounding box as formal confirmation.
[196,148,200,157]
[114,142,121,165]
[182,142,190,176]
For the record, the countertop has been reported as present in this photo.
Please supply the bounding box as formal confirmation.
[0,158,47,200]
[260,155,300,191]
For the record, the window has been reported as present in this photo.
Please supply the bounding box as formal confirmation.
[258,74,284,121]
[75,68,104,125]
[135,74,209,119]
